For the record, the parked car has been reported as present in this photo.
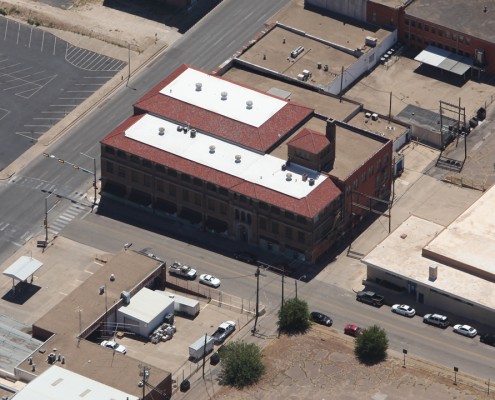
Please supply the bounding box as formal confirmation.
[199,274,221,288]
[310,312,333,326]
[100,340,127,354]
[423,313,450,328]
[480,333,495,346]
[234,251,257,264]
[210,352,220,366]
[344,324,364,337]
[453,324,477,338]
[391,304,416,317]
[355,290,385,307]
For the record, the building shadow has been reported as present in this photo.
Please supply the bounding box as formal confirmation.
[2,282,42,305]
[102,0,222,34]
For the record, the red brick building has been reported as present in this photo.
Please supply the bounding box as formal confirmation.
[100,65,392,263]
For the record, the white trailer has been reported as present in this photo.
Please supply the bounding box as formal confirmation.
[189,335,214,361]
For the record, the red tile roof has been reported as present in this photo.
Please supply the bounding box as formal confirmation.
[133,65,314,153]
[101,118,341,218]
[288,128,330,153]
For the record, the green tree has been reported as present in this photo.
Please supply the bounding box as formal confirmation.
[277,297,310,334]
[354,324,388,363]
[220,342,266,388]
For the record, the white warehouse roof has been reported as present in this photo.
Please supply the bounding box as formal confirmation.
[11,365,138,400]
[118,287,174,324]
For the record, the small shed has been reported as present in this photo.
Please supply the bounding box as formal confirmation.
[3,256,43,293]
[159,291,200,318]
[117,287,174,337]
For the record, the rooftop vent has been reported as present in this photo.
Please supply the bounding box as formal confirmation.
[195,82,202,91]
[281,164,287,171]
[221,91,228,100]
[286,172,293,181]
[190,129,196,138]
[158,127,165,136]
[246,100,253,109]
[177,125,182,132]
[121,291,131,306]
[429,264,438,282]
[235,154,242,163]
[302,173,309,182]
[209,145,216,154]
[309,178,315,186]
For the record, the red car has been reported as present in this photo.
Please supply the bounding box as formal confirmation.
[344,324,364,337]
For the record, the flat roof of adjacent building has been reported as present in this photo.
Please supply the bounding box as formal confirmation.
[369,0,408,7]
[300,117,386,180]
[405,0,495,44]
[271,3,392,53]
[238,25,357,88]
[12,366,138,400]
[423,184,495,280]
[24,250,170,397]
[362,215,495,311]
[118,287,174,324]
[220,65,360,121]
[347,110,409,142]
[125,113,329,200]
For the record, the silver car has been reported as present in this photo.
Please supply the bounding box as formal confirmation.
[453,324,477,338]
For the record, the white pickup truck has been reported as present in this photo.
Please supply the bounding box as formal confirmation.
[212,321,236,345]
[168,261,197,280]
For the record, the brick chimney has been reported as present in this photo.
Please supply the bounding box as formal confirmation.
[325,118,336,169]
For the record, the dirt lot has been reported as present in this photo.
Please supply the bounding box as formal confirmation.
[215,329,490,400]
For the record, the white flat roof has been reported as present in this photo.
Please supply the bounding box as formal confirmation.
[159,68,286,128]
[125,114,327,199]
[118,287,174,324]
[3,256,43,282]
[424,183,495,278]
[362,216,495,311]
[12,365,138,400]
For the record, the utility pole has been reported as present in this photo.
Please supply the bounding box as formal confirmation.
[44,197,48,243]
[139,365,150,399]
[202,333,207,379]
[127,42,131,86]
[252,266,260,335]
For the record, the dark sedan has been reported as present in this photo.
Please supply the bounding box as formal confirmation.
[234,251,257,264]
[310,312,333,326]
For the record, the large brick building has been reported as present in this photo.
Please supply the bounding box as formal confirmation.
[101,65,392,263]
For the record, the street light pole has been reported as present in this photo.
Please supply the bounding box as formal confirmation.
[295,275,306,300]
[252,266,260,335]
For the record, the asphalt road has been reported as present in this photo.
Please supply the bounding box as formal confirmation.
[0,0,291,263]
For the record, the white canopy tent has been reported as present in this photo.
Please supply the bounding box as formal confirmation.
[3,256,43,292]
[415,45,473,76]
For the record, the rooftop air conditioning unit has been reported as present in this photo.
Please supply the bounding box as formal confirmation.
[309,178,315,186]
[121,291,131,306]
[365,112,372,119]
[371,113,379,121]
[365,36,377,47]
[302,173,309,182]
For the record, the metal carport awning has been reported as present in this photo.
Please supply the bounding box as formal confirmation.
[3,256,43,289]
[415,45,473,76]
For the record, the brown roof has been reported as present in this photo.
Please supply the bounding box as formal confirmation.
[288,128,329,153]
[101,116,341,217]
[24,251,170,397]
[133,65,314,153]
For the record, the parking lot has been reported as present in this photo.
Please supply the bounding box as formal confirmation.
[0,16,125,170]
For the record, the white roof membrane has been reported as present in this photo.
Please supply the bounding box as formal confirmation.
[159,68,286,128]
[125,114,327,199]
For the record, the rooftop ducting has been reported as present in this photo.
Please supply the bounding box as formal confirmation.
[235,154,242,163]
[246,100,253,109]
[221,91,228,100]
[190,129,196,138]
[195,82,202,91]
[158,127,165,136]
